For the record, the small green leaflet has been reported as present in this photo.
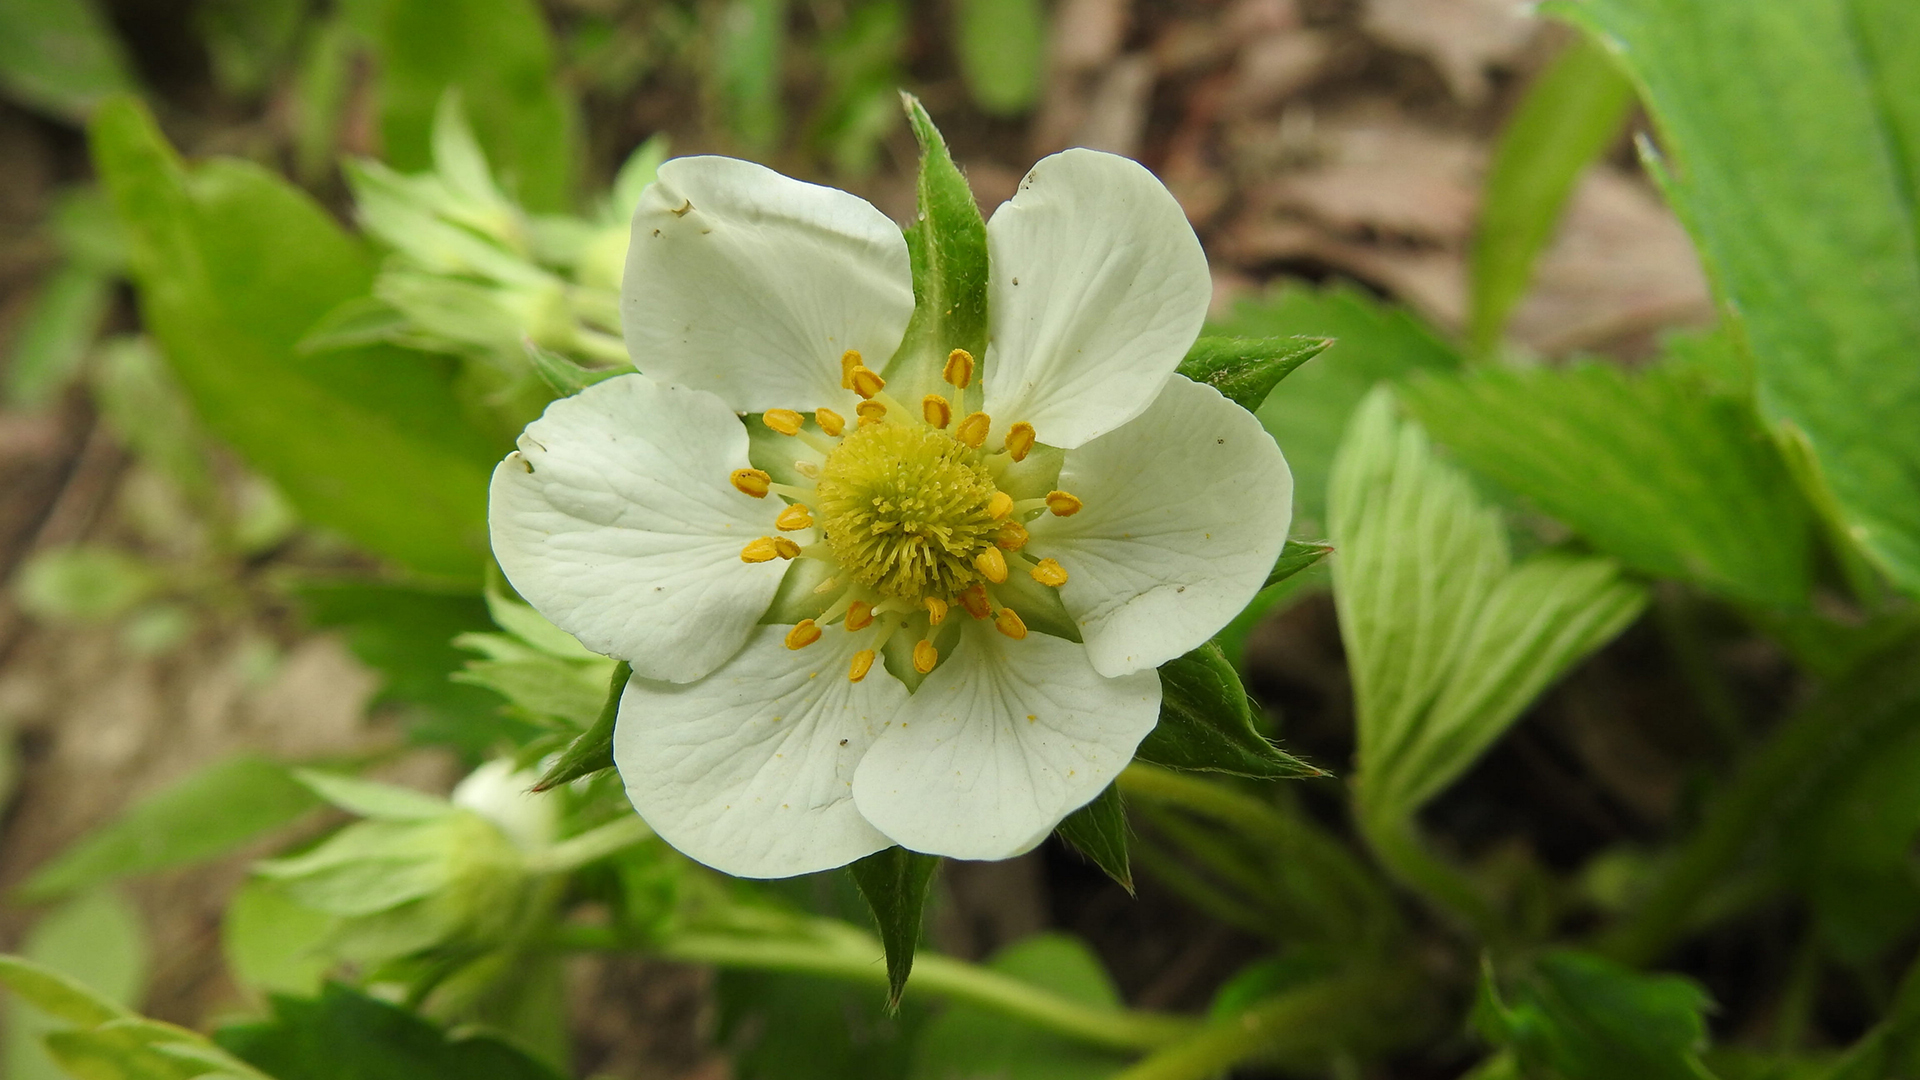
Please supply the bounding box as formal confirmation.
[847,846,941,1010]
[1139,642,1322,780]
[1177,336,1330,414]
[1473,952,1717,1080]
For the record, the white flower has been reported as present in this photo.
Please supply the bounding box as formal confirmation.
[489,149,1293,877]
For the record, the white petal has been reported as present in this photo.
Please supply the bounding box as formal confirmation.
[982,149,1213,449]
[853,623,1160,860]
[615,625,904,878]
[489,374,785,683]
[1028,375,1293,677]
[622,156,914,413]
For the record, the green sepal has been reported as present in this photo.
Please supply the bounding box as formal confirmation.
[847,846,941,1011]
[525,341,630,398]
[1138,642,1324,780]
[886,94,988,407]
[532,660,630,791]
[1176,336,1331,413]
[1056,783,1132,894]
[1267,540,1332,589]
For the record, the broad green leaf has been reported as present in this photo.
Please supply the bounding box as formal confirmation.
[1402,362,1812,606]
[1056,784,1132,893]
[711,0,786,152]
[292,771,451,822]
[483,583,598,660]
[45,1018,267,1080]
[1332,390,1646,821]
[1468,35,1635,352]
[1177,337,1331,414]
[17,755,319,903]
[953,0,1043,116]
[0,0,134,121]
[342,0,576,211]
[848,847,941,1009]
[908,934,1129,1080]
[222,879,338,998]
[1211,282,1464,537]
[0,956,126,1028]
[1545,0,1920,596]
[89,98,500,582]
[6,890,149,1080]
[215,983,566,1080]
[1474,952,1716,1080]
[1140,642,1322,779]
[532,662,628,791]
[886,96,990,409]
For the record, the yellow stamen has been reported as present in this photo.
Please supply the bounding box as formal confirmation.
[845,600,876,631]
[1046,490,1083,517]
[773,537,802,559]
[974,547,1008,584]
[995,607,1028,639]
[1030,557,1068,587]
[763,408,803,436]
[925,597,949,625]
[741,537,779,563]
[856,400,888,421]
[776,504,813,531]
[816,408,846,436]
[840,350,864,389]
[987,491,1013,520]
[959,584,991,619]
[785,620,823,649]
[997,520,1030,551]
[850,366,885,399]
[913,638,938,674]
[955,411,990,449]
[731,468,772,498]
[923,394,952,429]
[1004,422,1036,462]
[944,348,974,389]
[848,649,876,682]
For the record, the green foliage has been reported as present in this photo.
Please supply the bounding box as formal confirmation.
[887,95,991,409]
[1265,540,1332,589]
[849,848,941,1009]
[1468,36,1635,352]
[1546,0,1920,597]
[1056,784,1132,893]
[717,967,926,1080]
[1142,641,1321,779]
[0,955,267,1080]
[6,891,150,1080]
[909,934,1131,1079]
[1403,362,1814,606]
[712,0,787,152]
[16,755,319,903]
[89,98,500,582]
[1474,952,1717,1080]
[215,983,565,1079]
[952,0,1044,116]
[531,662,628,791]
[1177,336,1331,414]
[13,546,162,624]
[222,879,339,999]
[0,0,134,121]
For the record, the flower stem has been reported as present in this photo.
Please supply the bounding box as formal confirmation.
[1108,972,1389,1080]
[528,815,653,874]
[1358,808,1503,944]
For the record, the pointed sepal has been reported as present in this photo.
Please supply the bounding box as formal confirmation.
[848,845,941,1011]
[1138,642,1325,780]
[1177,336,1331,413]
[1056,783,1133,894]
[533,660,629,791]
[887,94,989,405]
[1266,540,1333,589]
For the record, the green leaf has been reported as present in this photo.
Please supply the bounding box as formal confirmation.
[886,95,990,408]
[1544,0,1920,596]
[908,934,1130,1080]
[848,847,941,1010]
[293,771,451,821]
[45,1018,267,1080]
[1474,951,1717,1080]
[1266,540,1332,590]
[716,968,925,1080]
[1177,336,1330,414]
[1056,784,1132,893]
[523,341,626,398]
[484,582,599,660]
[1403,361,1813,606]
[215,983,566,1080]
[222,879,339,999]
[5,891,149,1080]
[3,263,112,408]
[1210,282,1464,537]
[1468,35,1635,352]
[1138,641,1322,780]
[0,0,135,121]
[89,98,500,582]
[952,0,1043,116]
[16,755,319,903]
[0,956,126,1028]
[531,661,628,791]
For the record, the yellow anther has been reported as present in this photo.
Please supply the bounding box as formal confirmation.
[974,547,1009,584]
[913,638,939,674]
[925,597,949,625]
[775,504,814,531]
[772,536,802,559]
[959,584,991,620]
[845,600,875,631]
[815,408,846,436]
[995,606,1028,640]
[850,366,885,400]
[731,468,772,498]
[856,400,888,421]
[742,537,780,563]
[785,620,823,650]
[1030,558,1068,587]
[763,408,804,436]
[997,520,1030,550]
[849,649,876,682]
[923,394,952,429]
[1005,422,1036,462]
[943,348,974,389]
[955,411,990,448]
[1046,490,1083,517]
[840,350,864,389]
[987,491,1013,520]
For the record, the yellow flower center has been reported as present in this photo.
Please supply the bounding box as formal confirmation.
[814,422,1001,602]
